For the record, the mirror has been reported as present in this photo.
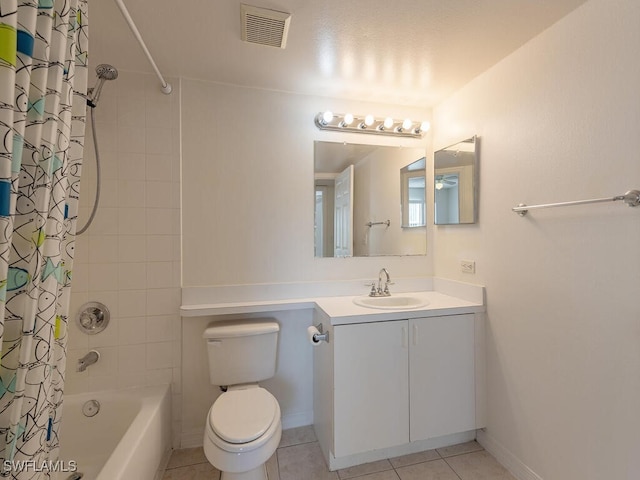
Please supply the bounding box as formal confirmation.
[434,136,478,225]
[314,141,427,257]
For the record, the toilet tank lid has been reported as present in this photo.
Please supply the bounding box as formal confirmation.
[203,319,279,339]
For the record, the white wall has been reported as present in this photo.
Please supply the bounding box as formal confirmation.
[68,71,182,447]
[180,79,432,286]
[432,0,640,478]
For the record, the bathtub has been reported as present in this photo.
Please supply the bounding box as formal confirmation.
[55,384,171,480]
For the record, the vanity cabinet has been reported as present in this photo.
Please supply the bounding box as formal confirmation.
[334,320,409,456]
[328,314,476,459]
[409,314,475,441]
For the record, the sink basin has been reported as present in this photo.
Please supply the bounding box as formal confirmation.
[353,295,429,310]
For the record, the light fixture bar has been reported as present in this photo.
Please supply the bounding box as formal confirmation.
[314,112,429,138]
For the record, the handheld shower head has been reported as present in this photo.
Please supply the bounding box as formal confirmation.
[87,64,118,108]
[96,64,119,81]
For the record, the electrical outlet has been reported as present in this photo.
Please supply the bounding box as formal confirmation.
[461,260,475,274]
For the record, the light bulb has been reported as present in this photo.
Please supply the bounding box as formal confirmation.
[435,182,444,190]
[322,111,333,124]
[343,113,354,125]
[402,118,412,130]
[383,117,394,129]
[419,121,430,132]
[364,114,374,126]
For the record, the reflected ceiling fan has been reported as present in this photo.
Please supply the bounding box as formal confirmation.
[435,174,458,190]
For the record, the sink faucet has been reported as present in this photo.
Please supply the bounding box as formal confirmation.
[366,268,394,296]
[377,268,392,296]
[77,350,100,372]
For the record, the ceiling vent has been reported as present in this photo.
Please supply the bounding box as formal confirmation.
[241,4,291,49]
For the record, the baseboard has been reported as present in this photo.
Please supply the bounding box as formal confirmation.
[476,429,543,480]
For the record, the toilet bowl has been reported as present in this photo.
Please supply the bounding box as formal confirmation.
[203,386,282,480]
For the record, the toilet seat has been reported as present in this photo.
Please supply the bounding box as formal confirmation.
[208,387,278,444]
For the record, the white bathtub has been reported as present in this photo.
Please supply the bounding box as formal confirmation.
[56,384,171,480]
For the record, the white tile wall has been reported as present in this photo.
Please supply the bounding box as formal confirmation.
[69,71,181,447]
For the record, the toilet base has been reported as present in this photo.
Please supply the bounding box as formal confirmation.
[221,464,267,480]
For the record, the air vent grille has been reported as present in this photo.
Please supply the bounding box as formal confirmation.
[241,4,291,49]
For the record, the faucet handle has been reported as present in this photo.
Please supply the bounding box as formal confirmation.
[364,282,377,296]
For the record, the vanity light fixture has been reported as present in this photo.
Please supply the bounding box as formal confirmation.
[315,112,430,138]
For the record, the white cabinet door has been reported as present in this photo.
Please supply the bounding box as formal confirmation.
[334,320,409,457]
[409,314,476,441]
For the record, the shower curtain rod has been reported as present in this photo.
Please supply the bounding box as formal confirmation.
[114,0,172,95]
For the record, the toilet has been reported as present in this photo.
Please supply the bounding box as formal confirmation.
[202,319,282,480]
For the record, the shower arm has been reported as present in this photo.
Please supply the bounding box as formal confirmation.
[113,0,172,95]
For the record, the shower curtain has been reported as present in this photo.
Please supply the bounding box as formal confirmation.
[0,0,89,477]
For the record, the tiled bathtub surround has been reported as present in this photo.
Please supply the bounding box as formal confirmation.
[67,71,182,446]
[161,426,516,480]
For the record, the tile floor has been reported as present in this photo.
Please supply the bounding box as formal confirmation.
[162,426,517,480]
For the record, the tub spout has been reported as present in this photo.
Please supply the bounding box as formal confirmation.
[77,350,100,372]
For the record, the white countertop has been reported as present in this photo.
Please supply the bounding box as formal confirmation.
[180,278,485,325]
[315,291,483,325]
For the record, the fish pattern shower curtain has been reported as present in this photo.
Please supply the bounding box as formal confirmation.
[0,0,89,477]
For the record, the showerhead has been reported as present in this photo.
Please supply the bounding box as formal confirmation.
[95,64,119,81]
[87,64,118,108]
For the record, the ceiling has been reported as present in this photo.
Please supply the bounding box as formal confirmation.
[89,0,587,107]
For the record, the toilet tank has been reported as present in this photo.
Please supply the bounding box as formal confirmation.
[203,319,279,386]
